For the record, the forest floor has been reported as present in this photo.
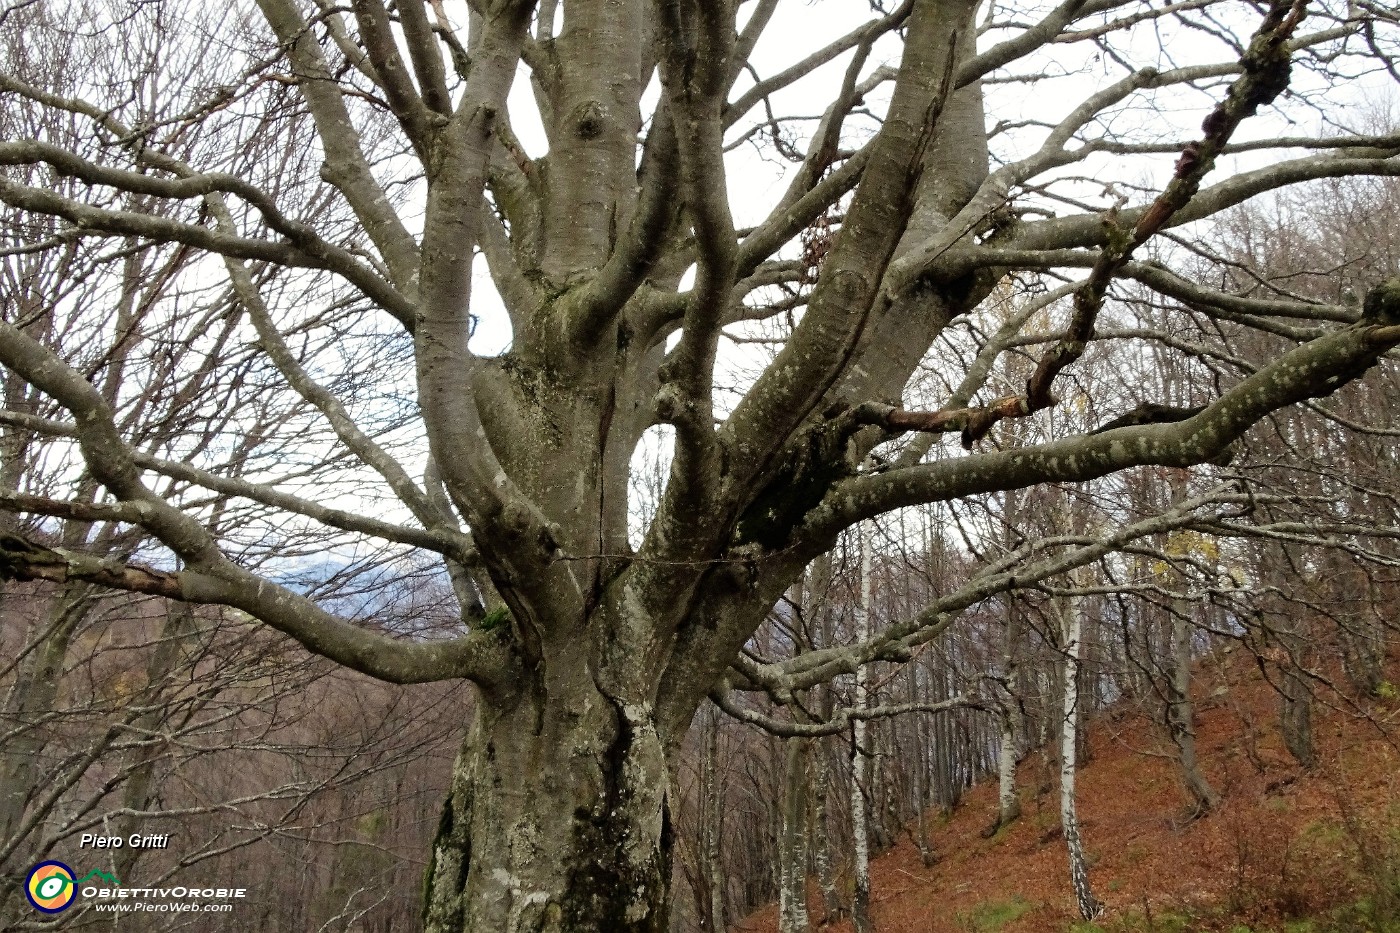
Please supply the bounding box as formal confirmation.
[737,645,1400,933]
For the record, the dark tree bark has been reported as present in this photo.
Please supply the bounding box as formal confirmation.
[1166,597,1220,814]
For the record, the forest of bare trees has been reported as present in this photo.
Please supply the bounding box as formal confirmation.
[0,0,1397,930]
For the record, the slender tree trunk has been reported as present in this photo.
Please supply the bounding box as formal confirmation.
[111,600,197,883]
[849,522,873,933]
[0,583,89,848]
[994,707,1022,828]
[1280,656,1315,769]
[1336,558,1383,696]
[850,719,871,930]
[777,737,811,933]
[1035,667,1056,799]
[912,513,936,864]
[810,738,842,925]
[1157,472,1219,814]
[704,712,725,933]
[1166,599,1219,814]
[909,661,935,865]
[1268,548,1315,769]
[996,492,1024,831]
[870,720,894,850]
[992,593,1024,833]
[1059,594,1102,922]
[807,554,844,926]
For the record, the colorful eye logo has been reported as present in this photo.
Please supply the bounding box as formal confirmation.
[26,861,76,913]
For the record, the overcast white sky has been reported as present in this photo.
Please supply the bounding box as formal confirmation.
[463,0,1394,358]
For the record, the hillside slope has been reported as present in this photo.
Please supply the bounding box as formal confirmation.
[739,647,1400,933]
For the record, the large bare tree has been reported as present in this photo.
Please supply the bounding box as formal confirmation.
[1,0,1398,929]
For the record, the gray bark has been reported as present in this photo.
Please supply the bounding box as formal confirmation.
[909,660,936,865]
[1269,549,1316,769]
[993,491,1025,832]
[1059,592,1102,922]
[807,554,844,925]
[995,705,1022,829]
[809,739,842,925]
[1335,556,1384,697]
[699,708,725,933]
[777,737,811,933]
[0,585,89,847]
[850,521,873,933]
[1166,599,1219,814]
[423,673,673,933]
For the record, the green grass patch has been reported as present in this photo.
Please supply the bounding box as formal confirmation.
[1068,909,1193,933]
[958,895,1033,931]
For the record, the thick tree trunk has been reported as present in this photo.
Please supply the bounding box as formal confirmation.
[1339,610,1384,698]
[422,677,673,933]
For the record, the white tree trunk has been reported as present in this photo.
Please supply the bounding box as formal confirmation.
[993,608,1023,832]
[807,553,844,925]
[1059,594,1101,921]
[777,737,811,933]
[994,490,1023,831]
[996,709,1020,825]
[850,521,873,933]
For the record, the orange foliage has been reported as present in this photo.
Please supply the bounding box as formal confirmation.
[738,649,1400,933]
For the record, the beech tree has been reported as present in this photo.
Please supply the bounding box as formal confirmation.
[1,0,1399,930]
